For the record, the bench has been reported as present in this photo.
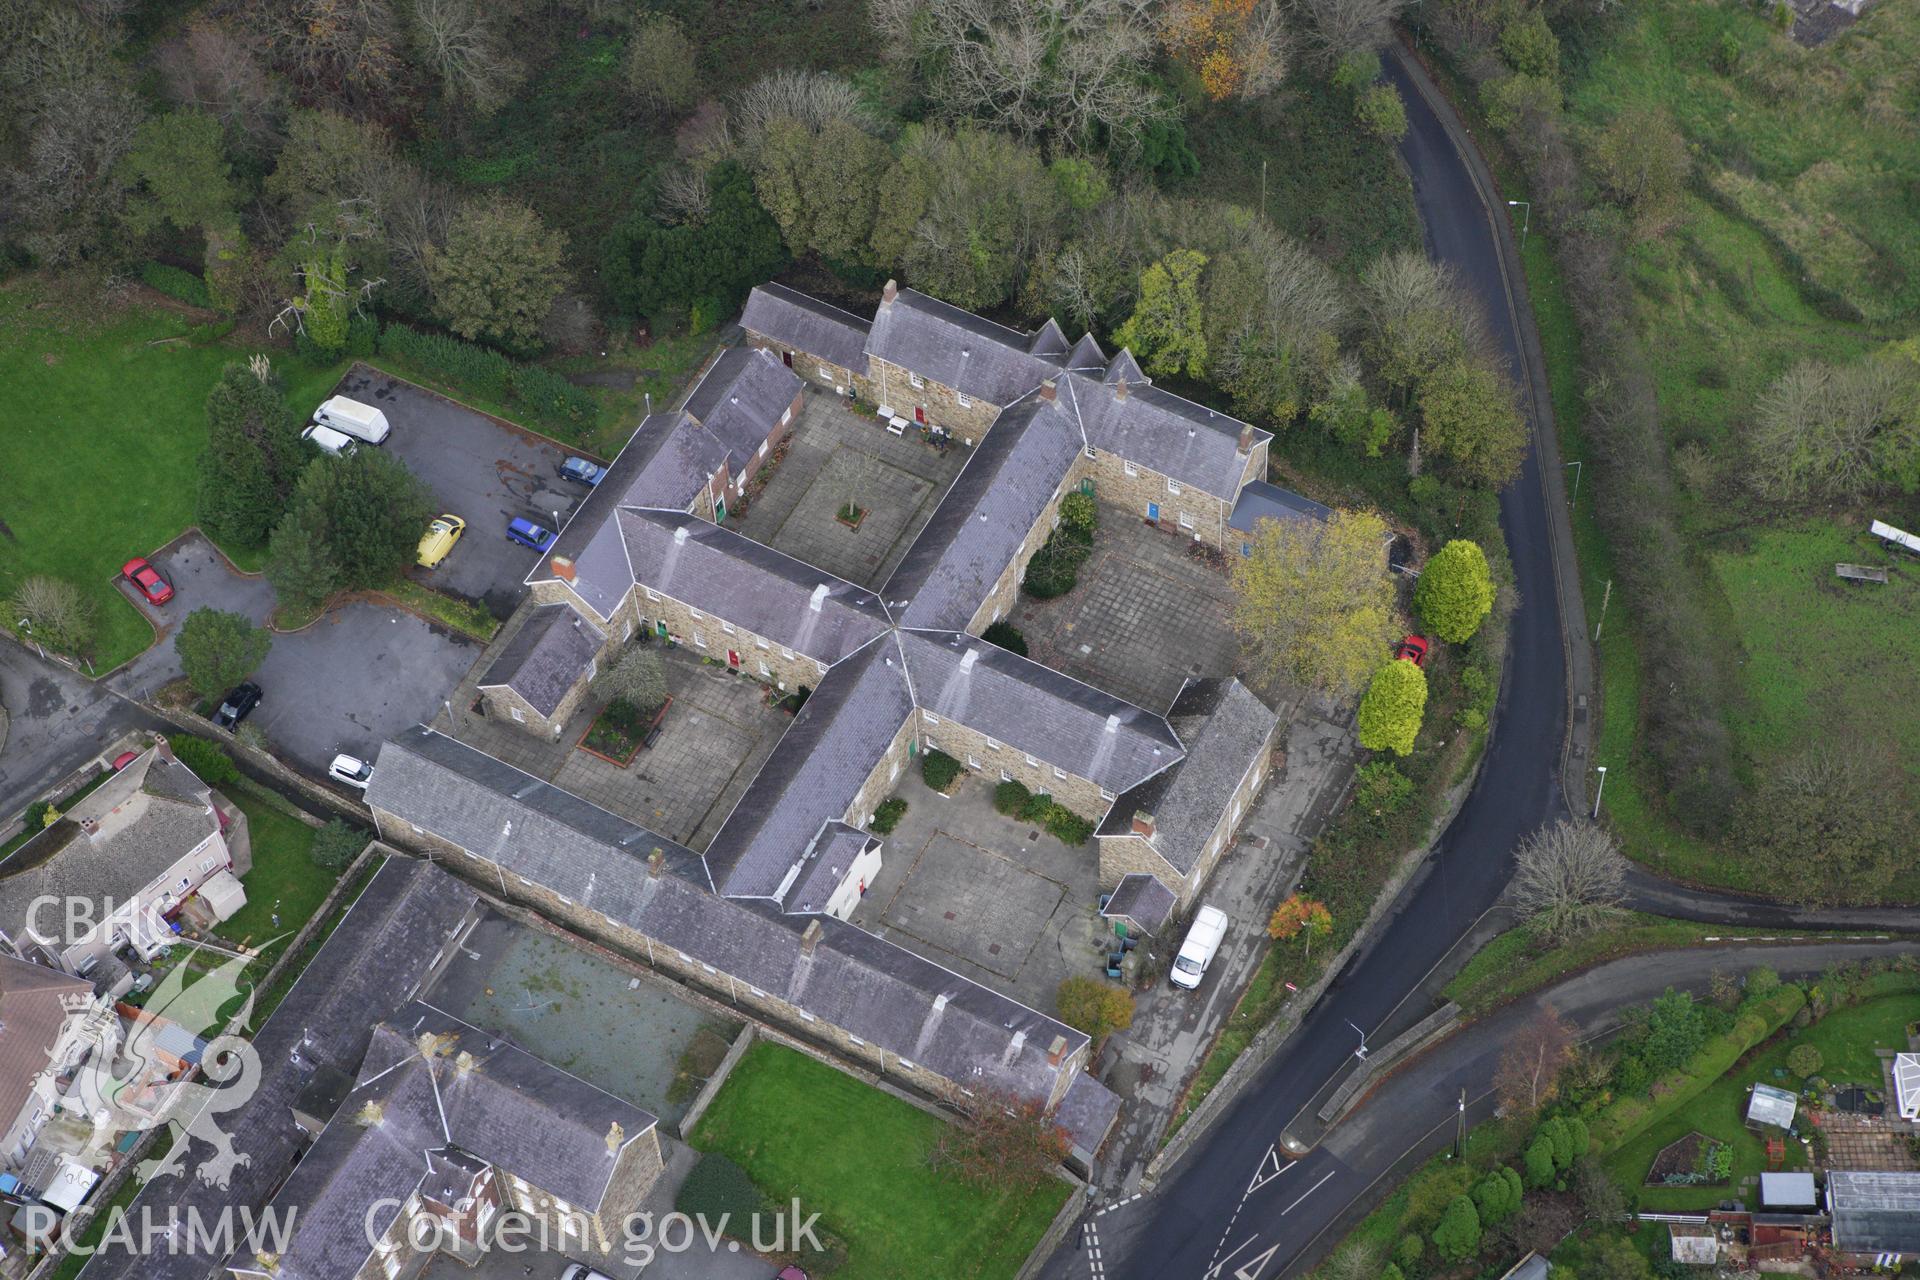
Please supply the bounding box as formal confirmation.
[1835,563,1889,584]
[887,415,909,436]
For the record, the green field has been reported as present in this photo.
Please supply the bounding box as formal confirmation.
[690,1042,1070,1280]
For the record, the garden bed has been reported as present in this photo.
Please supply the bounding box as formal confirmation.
[577,696,670,767]
[1645,1131,1731,1187]
[835,502,867,530]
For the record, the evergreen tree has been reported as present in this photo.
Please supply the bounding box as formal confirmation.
[197,361,305,547]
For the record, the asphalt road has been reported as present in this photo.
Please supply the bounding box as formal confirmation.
[1051,44,1577,1280]
[0,643,161,821]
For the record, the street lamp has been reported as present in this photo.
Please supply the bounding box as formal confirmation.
[1507,199,1530,247]
[1592,765,1608,820]
[1348,1021,1370,1061]
[1565,460,1582,512]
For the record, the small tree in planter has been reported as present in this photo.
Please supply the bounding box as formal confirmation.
[596,646,668,715]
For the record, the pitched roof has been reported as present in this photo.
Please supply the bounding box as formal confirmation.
[867,288,1064,406]
[778,821,879,915]
[1067,370,1266,501]
[0,956,90,1139]
[1099,873,1176,934]
[621,509,892,664]
[1230,480,1334,535]
[740,283,872,376]
[1829,1171,1920,1254]
[884,395,1082,631]
[683,345,802,470]
[706,637,913,898]
[535,411,723,578]
[477,603,605,718]
[1056,1071,1122,1156]
[1065,333,1106,370]
[1097,678,1278,874]
[897,629,1181,794]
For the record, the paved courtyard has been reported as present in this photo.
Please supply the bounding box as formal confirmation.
[440,630,789,850]
[730,394,967,587]
[1009,503,1241,714]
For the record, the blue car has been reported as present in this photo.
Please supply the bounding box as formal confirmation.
[506,517,557,552]
[559,456,607,486]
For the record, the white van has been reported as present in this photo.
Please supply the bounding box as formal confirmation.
[312,395,390,445]
[1170,905,1229,990]
[301,422,359,458]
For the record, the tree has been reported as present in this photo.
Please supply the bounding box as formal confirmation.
[1472,1166,1524,1227]
[3,77,144,267]
[1158,0,1289,101]
[1748,356,1920,504]
[1355,84,1407,142]
[1576,1232,1652,1280]
[1736,748,1909,907]
[1320,1241,1385,1280]
[603,162,789,323]
[1414,540,1494,643]
[1229,509,1397,701]
[1417,358,1528,489]
[1510,821,1626,944]
[1635,989,1709,1075]
[177,609,271,701]
[267,449,432,604]
[1522,1135,1556,1188]
[309,819,365,872]
[428,195,570,351]
[1056,977,1135,1043]
[1787,1044,1822,1078]
[594,646,668,715]
[626,13,698,113]
[1590,105,1689,226]
[1360,251,1484,405]
[255,0,406,116]
[264,109,397,234]
[1266,895,1333,958]
[929,1086,1071,1195]
[1572,1157,1624,1223]
[750,115,892,264]
[117,109,238,242]
[406,0,520,116]
[1309,365,1397,457]
[1114,250,1210,379]
[1495,1005,1574,1118]
[9,577,96,657]
[198,359,307,547]
[1357,661,1428,756]
[1431,1195,1481,1263]
[264,510,339,612]
[1293,0,1412,65]
[154,17,286,154]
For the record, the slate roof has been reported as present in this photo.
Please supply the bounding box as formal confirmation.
[623,509,892,664]
[868,288,1065,406]
[1829,1171,1920,1255]
[0,746,218,951]
[1065,333,1106,370]
[683,345,802,471]
[897,629,1181,795]
[884,394,1083,631]
[0,956,89,1142]
[778,821,879,915]
[1096,679,1277,875]
[536,411,722,577]
[81,858,482,1280]
[1230,480,1334,535]
[477,603,605,718]
[740,283,872,376]
[706,637,913,899]
[1056,1071,1122,1157]
[1067,370,1266,501]
[1099,873,1176,935]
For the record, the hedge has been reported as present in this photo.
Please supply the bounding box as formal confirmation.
[168,735,239,787]
[994,779,1031,815]
[1043,803,1094,845]
[1589,985,1806,1153]
[141,261,212,309]
[378,322,597,437]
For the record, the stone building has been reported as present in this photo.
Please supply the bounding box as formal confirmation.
[474,602,605,738]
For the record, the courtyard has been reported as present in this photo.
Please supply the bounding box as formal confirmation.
[729,393,968,588]
[440,631,790,851]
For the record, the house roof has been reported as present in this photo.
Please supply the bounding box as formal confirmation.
[1499,1254,1550,1280]
[897,629,1181,795]
[868,288,1065,406]
[536,411,722,581]
[885,394,1083,631]
[683,346,802,471]
[1067,370,1265,502]
[1065,333,1105,370]
[0,956,90,1143]
[1100,873,1176,934]
[1748,1082,1798,1129]
[477,603,605,718]
[1230,480,1334,535]
[1895,1052,1919,1119]
[1096,678,1277,874]
[1830,1171,1920,1254]
[740,283,872,376]
[1761,1171,1819,1208]
[1056,1071,1122,1157]
[777,822,879,915]
[706,637,913,899]
[0,746,218,951]
[621,509,892,665]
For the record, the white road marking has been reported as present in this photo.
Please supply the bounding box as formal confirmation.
[1245,1146,1291,1196]
[1280,1169,1336,1216]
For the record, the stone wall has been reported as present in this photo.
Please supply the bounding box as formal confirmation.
[741,332,872,404]
[966,461,1089,633]
[605,1125,665,1218]
[1082,447,1234,550]
[475,676,593,741]
[633,586,831,694]
[866,356,1002,445]
[846,715,920,827]
[915,711,1110,821]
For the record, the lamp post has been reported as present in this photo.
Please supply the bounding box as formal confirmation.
[1507,200,1530,246]
[1348,1021,1370,1061]
[1592,765,1608,820]
[1565,459,1582,512]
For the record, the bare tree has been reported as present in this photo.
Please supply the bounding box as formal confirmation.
[1320,1240,1385,1280]
[253,0,405,113]
[10,577,98,657]
[4,78,144,266]
[1361,250,1490,401]
[1510,821,1626,943]
[1494,1004,1574,1117]
[407,0,522,115]
[732,68,876,152]
[625,12,698,114]
[655,164,711,224]
[928,1086,1070,1195]
[155,18,285,152]
[1290,0,1413,65]
[1749,357,1917,504]
[382,162,456,311]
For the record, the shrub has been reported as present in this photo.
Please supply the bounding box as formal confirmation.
[1018,791,1055,823]
[675,1153,773,1223]
[870,797,908,834]
[1056,976,1134,1042]
[1414,540,1495,643]
[1058,490,1097,532]
[309,819,365,872]
[141,261,212,308]
[1523,1136,1556,1188]
[1393,1234,1425,1271]
[380,322,513,402]
[994,779,1031,815]
[982,620,1029,657]
[1431,1196,1481,1262]
[1787,1044,1822,1078]
[344,311,377,358]
[1353,761,1414,818]
[24,801,54,830]
[1043,803,1094,846]
[169,735,238,787]
[921,749,962,792]
[1357,660,1428,756]
[188,318,237,345]
[508,362,597,430]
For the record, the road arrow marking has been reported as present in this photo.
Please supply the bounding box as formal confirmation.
[1246,1146,1291,1196]
[1204,1240,1282,1280]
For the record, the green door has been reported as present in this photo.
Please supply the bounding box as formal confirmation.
[655,620,668,639]
[715,497,727,521]
[1079,478,1095,496]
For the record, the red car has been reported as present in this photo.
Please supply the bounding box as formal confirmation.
[1395,635,1429,667]
[122,557,174,606]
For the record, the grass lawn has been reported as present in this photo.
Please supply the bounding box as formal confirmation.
[1602,995,1914,1212]
[690,1042,1070,1280]
[210,779,336,966]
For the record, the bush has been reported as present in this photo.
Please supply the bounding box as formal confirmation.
[188,318,237,345]
[921,749,962,792]
[1431,1195,1481,1263]
[24,800,54,830]
[1017,791,1054,823]
[344,311,377,358]
[870,797,908,834]
[1394,1234,1425,1271]
[1044,803,1094,846]
[141,261,212,308]
[1056,976,1134,1042]
[309,819,365,872]
[508,362,597,430]
[1353,761,1415,819]
[169,735,238,787]
[675,1152,774,1223]
[982,620,1029,657]
[1787,1044,1822,1078]
[993,779,1031,815]
[1058,490,1097,532]
[378,323,597,437]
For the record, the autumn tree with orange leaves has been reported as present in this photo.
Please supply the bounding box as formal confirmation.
[1159,0,1290,101]
[1494,1005,1574,1118]
[1267,894,1333,958]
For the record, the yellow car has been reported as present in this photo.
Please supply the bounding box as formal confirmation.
[417,514,465,568]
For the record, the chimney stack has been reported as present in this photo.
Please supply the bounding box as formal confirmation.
[1114,379,1128,401]
[960,648,979,672]
[673,525,689,545]
[647,847,664,878]
[551,555,576,582]
[810,583,829,612]
[1131,811,1156,838]
[881,279,899,306]
[800,919,823,955]
[1238,423,1254,452]
[1038,379,1056,402]
[605,1120,625,1154]
[1104,713,1119,733]
[1046,1034,1069,1067]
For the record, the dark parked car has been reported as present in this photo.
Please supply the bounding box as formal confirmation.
[213,681,262,728]
[506,517,557,552]
[559,456,607,486]
[121,557,174,606]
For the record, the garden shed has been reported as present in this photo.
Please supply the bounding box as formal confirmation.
[1761,1171,1819,1210]
[1747,1082,1799,1130]
[1895,1053,1919,1121]
[1668,1223,1719,1265]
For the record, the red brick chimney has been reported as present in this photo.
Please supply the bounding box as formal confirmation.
[881,279,899,306]
[800,919,823,955]
[1046,1035,1069,1067]
[1130,811,1155,839]
[1038,379,1056,402]
[647,848,664,878]
[551,555,576,582]
[1238,423,1254,451]
[1113,378,1128,401]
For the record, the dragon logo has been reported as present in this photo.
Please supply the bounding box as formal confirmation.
[56,937,276,1189]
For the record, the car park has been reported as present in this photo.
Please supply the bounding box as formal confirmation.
[506,517,558,552]
[213,681,262,729]
[301,422,359,458]
[121,557,174,605]
[312,395,391,445]
[327,753,374,789]
[416,514,466,569]
[559,456,607,486]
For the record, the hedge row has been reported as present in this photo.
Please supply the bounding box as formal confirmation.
[141,261,212,309]
[378,322,597,437]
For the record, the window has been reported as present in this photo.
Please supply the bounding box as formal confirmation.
[509,706,525,723]
[1167,479,1182,496]
[799,1010,816,1023]
[899,1058,916,1071]
[956,391,972,408]
[908,372,924,390]
[1024,753,1039,767]
[1242,542,1253,557]
[623,620,633,640]
[779,407,791,427]
[677,951,692,963]
[693,632,707,648]
[1053,766,1068,780]
[720,621,736,635]
[701,963,717,975]
[758,661,771,678]
[966,755,981,770]
[747,986,765,998]
[756,636,770,650]
[1100,788,1115,801]
[644,587,661,602]
[925,736,939,753]
[1178,511,1195,530]
[689,607,704,620]
[781,646,795,660]
[1084,446,1096,460]
[515,875,532,886]
[1123,462,1138,478]
[848,1035,865,1047]
[986,738,1000,751]
[1000,769,1012,783]
[924,712,941,726]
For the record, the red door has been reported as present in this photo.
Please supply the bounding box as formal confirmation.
[781,350,793,368]
[727,650,740,668]
[915,406,926,424]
